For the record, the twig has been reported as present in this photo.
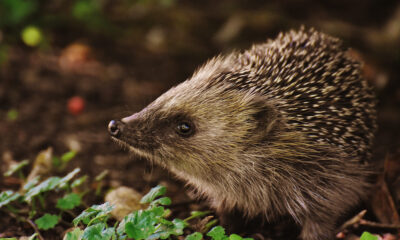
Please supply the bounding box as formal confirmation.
[338,209,367,231]
[26,219,44,240]
[338,209,400,231]
[359,219,400,229]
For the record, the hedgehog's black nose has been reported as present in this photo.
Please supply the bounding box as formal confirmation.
[108,120,124,138]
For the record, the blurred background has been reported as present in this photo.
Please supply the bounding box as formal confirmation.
[0,0,399,237]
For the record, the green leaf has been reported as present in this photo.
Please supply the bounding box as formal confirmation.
[125,210,157,240]
[101,226,116,240]
[360,232,378,240]
[52,156,61,167]
[185,211,211,221]
[186,232,203,240]
[73,202,114,226]
[64,227,84,240]
[0,238,17,240]
[35,213,59,230]
[229,234,243,240]
[21,26,43,47]
[24,177,61,201]
[6,109,18,121]
[28,233,38,240]
[147,218,187,240]
[140,185,166,204]
[0,190,20,208]
[151,197,171,206]
[94,170,108,181]
[81,222,115,240]
[58,168,81,188]
[166,218,186,237]
[23,176,40,191]
[0,0,38,26]
[148,206,165,218]
[56,193,81,210]
[72,0,99,20]
[71,175,87,188]
[4,159,28,176]
[82,223,105,240]
[207,226,227,240]
[24,169,80,201]
[61,151,77,163]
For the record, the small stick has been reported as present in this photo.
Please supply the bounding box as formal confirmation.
[26,219,44,240]
[359,219,400,229]
[338,209,367,231]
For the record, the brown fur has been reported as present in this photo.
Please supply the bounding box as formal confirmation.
[110,28,377,240]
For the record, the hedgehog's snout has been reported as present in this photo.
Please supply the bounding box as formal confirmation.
[108,120,125,138]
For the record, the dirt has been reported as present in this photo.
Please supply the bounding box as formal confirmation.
[0,0,399,239]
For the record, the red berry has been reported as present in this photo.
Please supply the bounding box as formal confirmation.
[68,96,85,115]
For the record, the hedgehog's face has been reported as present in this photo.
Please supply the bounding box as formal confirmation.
[108,80,279,180]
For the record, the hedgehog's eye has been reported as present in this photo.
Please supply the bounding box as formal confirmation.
[176,122,194,137]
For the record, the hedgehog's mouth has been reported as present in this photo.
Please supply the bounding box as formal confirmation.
[110,136,155,160]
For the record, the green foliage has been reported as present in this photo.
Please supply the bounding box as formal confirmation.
[140,185,166,204]
[207,226,227,240]
[0,0,38,26]
[82,223,114,240]
[186,232,203,240]
[229,234,245,240]
[360,232,378,240]
[56,193,81,210]
[24,168,80,201]
[6,109,18,121]
[24,177,60,201]
[73,202,114,226]
[71,0,111,32]
[4,159,28,177]
[185,210,211,221]
[0,167,84,234]
[206,226,252,240]
[23,176,40,191]
[71,175,88,188]
[53,151,77,169]
[35,213,60,230]
[58,168,81,188]
[0,190,20,208]
[72,185,252,240]
[72,0,100,20]
[64,228,84,240]
[61,151,77,163]
[124,210,158,240]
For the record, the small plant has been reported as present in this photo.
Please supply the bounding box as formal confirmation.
[68,185,254,240]
[1,149,254,239]
[6,109,19,121]
[0,150,85,238]
[360,232,379,240]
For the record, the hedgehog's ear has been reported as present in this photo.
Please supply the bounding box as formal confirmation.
[250,97,281,138]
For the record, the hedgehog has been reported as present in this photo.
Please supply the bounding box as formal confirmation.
[108,28,377,240]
